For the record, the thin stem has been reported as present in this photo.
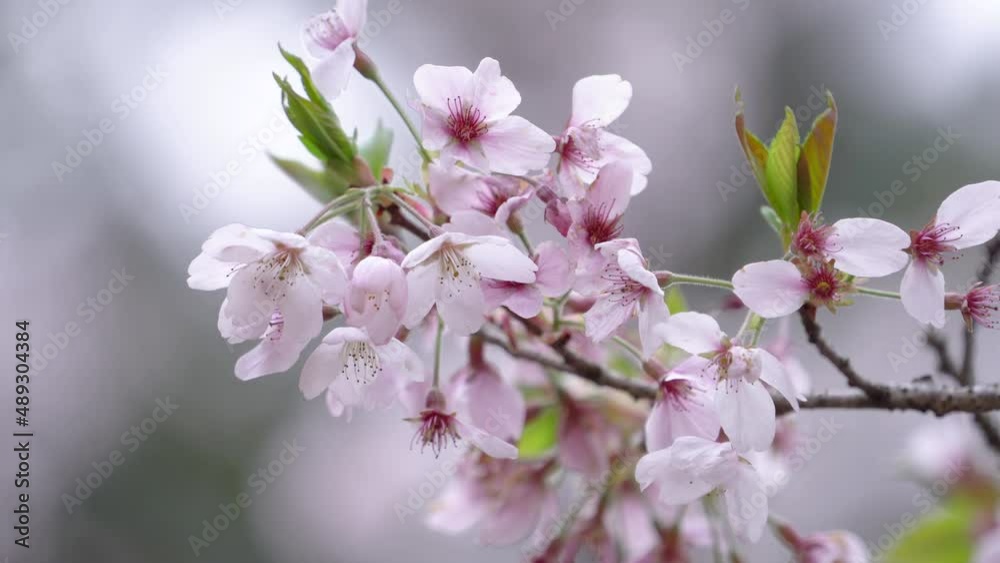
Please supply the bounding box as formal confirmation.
[856,286,901,300]
[362,196,384,246]
[297,190,365,234]
[514,227,534,255]
[663,273,734,291]
[370,72,432,164]
[704,496,725,563]
[386,192,437,233]
[612,336,644,362]
[432,316,445,387]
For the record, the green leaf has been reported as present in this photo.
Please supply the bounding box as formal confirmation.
[269,155,349,203]
[734,88,769,190]
[666,286,688,314]
[764,107,801,233]
[760,205,783,236]
[274,73,356,167]
[518,405,560,459]
[883,496,977,563]
[796,91,838,214]
[360,121,394,182]
[278,44,331,112]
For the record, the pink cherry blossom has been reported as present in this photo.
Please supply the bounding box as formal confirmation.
[302,0,368,97]
[975,522,1000,563]
[401,230,537,335]
[584,238,669,357]
[483,241,575,319]
[558,401,616,478]
[555,75,651,199]
[781,528,870,563]
[403,383,519,458]
[792,213,910,278]
[299,326,422,418]
[344,254,407,344]
[733,259,851,318]
[427,453,558,545]
[446,361,526,445]
[954,283,1000,330]
[655,312,800,452]
[567,162,633,276]
[636,436,769,542]
[307,218,361,272]
[413,58,555,175]
[645,357,721,451]
[900,181,1000,327]
[428,162,535,226]
[188,224,347,379]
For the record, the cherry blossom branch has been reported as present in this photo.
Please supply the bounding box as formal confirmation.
[798,306,892,400]
[773,384,1000,416]
[657,272,735,291]
[855,287,901,300]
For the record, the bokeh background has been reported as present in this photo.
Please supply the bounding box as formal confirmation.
[3,0,1000,561]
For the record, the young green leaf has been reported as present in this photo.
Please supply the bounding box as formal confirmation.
[734,88,769,190]
[884,496,977,563]
[796,91,838,214]
[278,44,332,112]
[360,120,394,182]
[666,286,688,314]
[759,205,783,236]
[764,107,801,231]
[270,155,349,203]
[518,405,560,459]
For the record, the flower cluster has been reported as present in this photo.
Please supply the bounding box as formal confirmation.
[187,1,1000,560]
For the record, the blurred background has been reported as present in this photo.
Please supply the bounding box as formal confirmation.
[3,0,1000,561]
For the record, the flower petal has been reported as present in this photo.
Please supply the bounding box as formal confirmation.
[657,312,725,355]
[472,57,521,120]
[828,218,911,277]
[758,350,799,410]
[638,293,670,358]
[570,74,631,128]
[435,265,487,336]
[413,63,475,116]
[732,260,809,319]
[403,261,437,328]
[533,241,575,296]
[478,115,556,175]
[584,293,634,343]
[600,130,652,195]
[936,180,1000,249]
[455,418,518,459]
[716,379,776,453]
[900,260,946,327]
[311,40,356,98]
[463,240,538,283]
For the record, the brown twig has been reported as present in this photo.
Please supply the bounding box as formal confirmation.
[798,307,892,401]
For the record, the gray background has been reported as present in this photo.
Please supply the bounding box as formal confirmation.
[2,0,1000,561]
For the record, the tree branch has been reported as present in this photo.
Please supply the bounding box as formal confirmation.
[798,307,892,401]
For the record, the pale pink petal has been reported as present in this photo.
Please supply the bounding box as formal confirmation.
[400,233,449,269]
[299,339,346,399]
[187,253,239,291]
[900,260,946,327]
[403,262,437,328]
[444,210,505,237]
[201,223,276,262]
[645,384,719,451]
[587,161,633,218]
[311,40,356,98]
[234,333,309,382]
[472,57,521,120]
[478,115,556,175]
[435,266,487,335]
[570,74,631,128]
[559,415,607,477]
[463,240,538,283]
[346,256,406,344]
[429,162,485,216]
[638,292,670,358]
[716,379,776,453]
[426,480,488,534]
[308,219,359,267]
[300,246,348,304]
[758,350,800,410]
[724,462,767,542]
[657,312,725,355]
[413,63,475,116]
[337,0,367,33]
[732,260,809,319]
[533,241,575,296]
[584,293,634,343]
[479,484,545,545]
[502,285,544,318]
[220,267,278,343]
[453,368,525,440]
[600,130,652,195]
[936,180,1000,249]
[603,491,659,560]
[827,218,910,277]
[455,419,518,459]
[974,529,1000,563]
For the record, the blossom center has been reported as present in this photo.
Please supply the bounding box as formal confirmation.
[600,264,646,309]
[660,379,695,411]
[411,410,460,457]
[560,128,602,173]
[340,341,381,384]
[438,245,480,292]
[446,97,488,144]
[909,221,961,265]
[963,284,1000,329]
[307,13,354,50]
[581,202,624,246]
[804,262,845,305]
[792,215,835,259]
[475,179,517,217]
